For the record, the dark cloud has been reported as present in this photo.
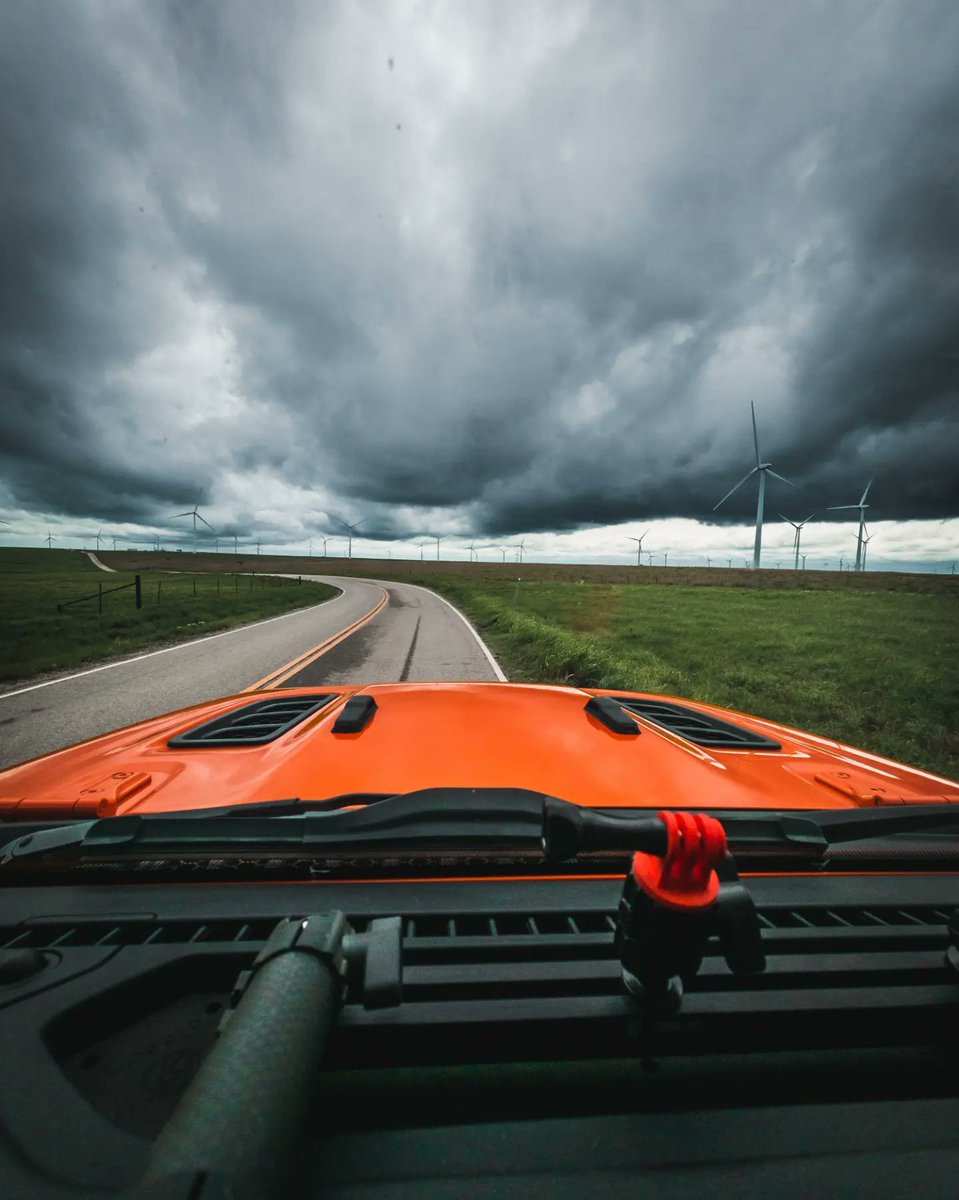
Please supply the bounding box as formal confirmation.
[1,0,957,542]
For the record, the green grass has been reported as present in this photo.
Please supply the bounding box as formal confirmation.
[0,548,337,682]
[427,577,959,781]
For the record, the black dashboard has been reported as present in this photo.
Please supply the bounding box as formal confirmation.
[1,870,958,1199]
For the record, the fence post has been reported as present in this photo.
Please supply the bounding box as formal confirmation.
[193,577,197,598]
[156,580,162,603]
[98,582,103,614]
[135,575,142,610]
[217,575,220,596]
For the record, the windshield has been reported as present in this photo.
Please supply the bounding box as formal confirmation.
[0,3,956,813]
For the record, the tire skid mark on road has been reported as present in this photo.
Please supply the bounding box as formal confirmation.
[399,616,422,682]
[246,587,389,691]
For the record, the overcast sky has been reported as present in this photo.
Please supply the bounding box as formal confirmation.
[1,0,957,568]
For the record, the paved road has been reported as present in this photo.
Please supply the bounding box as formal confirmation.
[0,576,503,769]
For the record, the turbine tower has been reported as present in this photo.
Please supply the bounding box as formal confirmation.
[516,537,527,564]
[779,512,816,570]
[714,403,796,569]
[627,529,650,566]
[170,489,215,552]
[95,529,103,552]
[45,531,56,550]
[331,515,364,559]
[827,478,873,572]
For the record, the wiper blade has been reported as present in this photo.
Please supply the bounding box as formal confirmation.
[0,789,561,868]
[3,791,959,871]
[175,794,396,818]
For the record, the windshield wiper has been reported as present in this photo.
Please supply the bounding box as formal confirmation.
[175,794,397,818]
[3,789,959,871]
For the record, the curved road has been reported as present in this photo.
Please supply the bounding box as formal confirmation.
[0,576,504,769]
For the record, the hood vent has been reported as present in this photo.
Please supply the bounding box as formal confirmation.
[168,694,337,748]
[610,697,781,751]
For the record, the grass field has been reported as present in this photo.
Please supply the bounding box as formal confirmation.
[0,548,337,682]
[427,577,959,781]
[103,549,958,594]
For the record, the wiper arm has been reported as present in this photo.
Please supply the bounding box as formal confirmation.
[3,791,959,871]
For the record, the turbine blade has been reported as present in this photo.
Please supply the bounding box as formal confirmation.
[826,504,858,511]
[803,512,817,524]
[766,470,797,488]
[713,468,757,510]
[169,511,193,518]
[860,476,874,505]
[777,513,799,527]
[197,514,215,533]
[751,402,760,465]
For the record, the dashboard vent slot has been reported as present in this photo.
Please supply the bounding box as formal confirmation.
[168,694,337,747]
[610,697,781,750]
[1,906,949,953]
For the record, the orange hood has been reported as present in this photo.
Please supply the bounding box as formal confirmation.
[1,682,957,820]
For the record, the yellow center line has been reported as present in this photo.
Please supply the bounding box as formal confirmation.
[244,587,389,692]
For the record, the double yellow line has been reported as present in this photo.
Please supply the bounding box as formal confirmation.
[245,587,389,691]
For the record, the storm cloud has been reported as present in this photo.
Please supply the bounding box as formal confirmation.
[1,0,957,542]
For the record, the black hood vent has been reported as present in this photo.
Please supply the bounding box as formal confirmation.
[168,694,338,748]
[609,697,781,751]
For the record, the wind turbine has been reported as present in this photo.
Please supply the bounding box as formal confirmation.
[498,546,510,563]
[434,535,443,561]
[714,403,796,568]
[233,534,239,555]
[153,533,161,552]
[516,537,527,564]
[95,529,104,552]
[727,559,733,568]
[800,553,807,569]
[646,551,655,566]
[332,515,364,559]
[779,512,817,570]
[112,536,119,551]
[468,540,477,562]
[827,478,873,572]
[706,556,712,567]
[627,529,650,566]
[861,527,874,570]
[45,531,56,550]
[170,490,215,552]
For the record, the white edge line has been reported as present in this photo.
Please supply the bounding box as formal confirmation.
[86,551,117,573]
[0,591,345,701]
[410,583,508,682]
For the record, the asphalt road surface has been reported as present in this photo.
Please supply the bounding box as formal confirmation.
[0,576,504,769]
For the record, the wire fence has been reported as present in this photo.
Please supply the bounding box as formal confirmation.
[55,573,304,614]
